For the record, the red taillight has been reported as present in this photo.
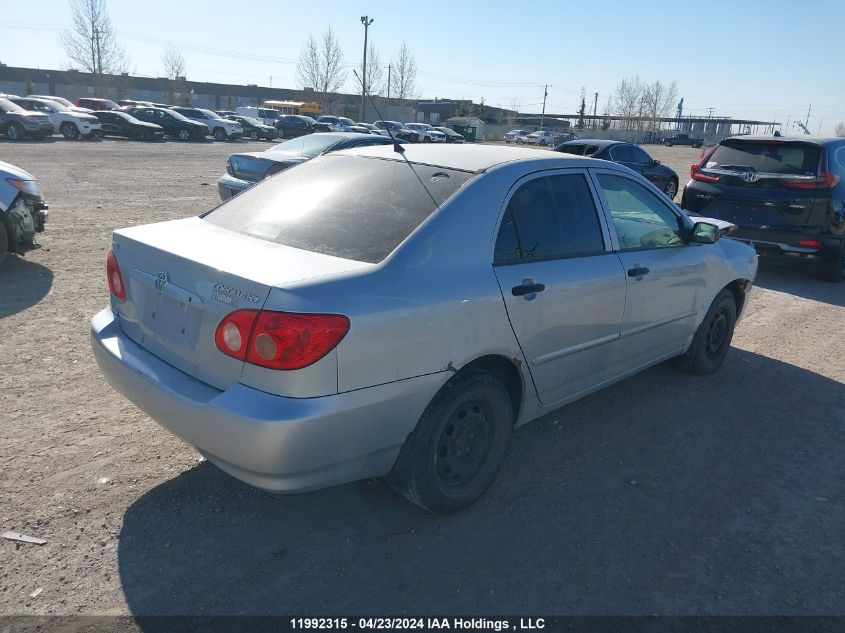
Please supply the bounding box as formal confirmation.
[782,171,840,190]
[264,162,289,178]
[798,240,822,248]
[214,309,259,360]
[690,146,720,183]
[106,249,126,301]
[215,310,350,370]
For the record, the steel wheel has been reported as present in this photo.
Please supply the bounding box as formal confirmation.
[676,289,736,375]
[704,306,729,359]
[435,399,493,488]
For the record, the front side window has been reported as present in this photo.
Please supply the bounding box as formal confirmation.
[494,174,605,264]
[596,173,684,250]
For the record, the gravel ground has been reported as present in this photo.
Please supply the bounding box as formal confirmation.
[0,138,843,618]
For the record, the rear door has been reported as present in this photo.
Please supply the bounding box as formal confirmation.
[688,139,825,244]
[493,170,627,405]
[591,170,704,368]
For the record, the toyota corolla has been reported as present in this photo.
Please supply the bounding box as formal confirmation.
[91,144,757,513]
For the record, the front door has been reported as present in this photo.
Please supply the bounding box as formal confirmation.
[493,170,627,405]
[591,171,706,370]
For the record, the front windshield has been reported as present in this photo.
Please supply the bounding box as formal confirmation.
[241,116,263,126]
[165,109,190,121]
[339,118,355,126]
[268,134,342,158]
[0,97,25,113]
[200,109,223,120]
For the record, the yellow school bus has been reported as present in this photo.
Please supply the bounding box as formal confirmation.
[262,101,322,117]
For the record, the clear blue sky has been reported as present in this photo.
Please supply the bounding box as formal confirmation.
[2,0,843,133]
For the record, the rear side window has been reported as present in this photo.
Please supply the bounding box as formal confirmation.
[557,144,599,156]
[204,155,472,263]
[707,142,820,175]
[494,174,605,263]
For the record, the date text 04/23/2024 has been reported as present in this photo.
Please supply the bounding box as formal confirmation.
[290,618,546,630]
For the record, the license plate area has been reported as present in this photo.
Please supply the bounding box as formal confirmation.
[128,269,203,349]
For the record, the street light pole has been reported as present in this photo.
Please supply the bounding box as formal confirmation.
[360,16,374,121]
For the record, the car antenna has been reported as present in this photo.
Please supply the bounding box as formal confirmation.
[353,69,404,154]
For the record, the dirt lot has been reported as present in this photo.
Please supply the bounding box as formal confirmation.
[0,138,843,618]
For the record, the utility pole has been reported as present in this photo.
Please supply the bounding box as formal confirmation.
[387,64,391,101]
[360,16,374,121]
[540,84,548,129]
[592,92,598,129]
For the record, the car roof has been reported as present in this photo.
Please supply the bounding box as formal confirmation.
[560,139,622,148]
[337,143,615,173]
[722,134,843,146]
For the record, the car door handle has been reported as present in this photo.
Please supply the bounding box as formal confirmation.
[627,266,650,278]
[512,282,546,296]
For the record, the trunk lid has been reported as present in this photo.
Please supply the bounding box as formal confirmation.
[227,152,302,182]
[111,216,370,391]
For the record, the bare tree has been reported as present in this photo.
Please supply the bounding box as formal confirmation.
[836,122,845,137]
[612,76,644,130]
[358,43,385,96]
[641,80,678,131]
[507,96,521,125]
[60,0,128,78]
[392,42,418,101]
[295,27,346,108]
[162,43,186,80]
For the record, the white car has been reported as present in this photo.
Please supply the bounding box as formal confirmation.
[525,130,556,146]
[11,97,101,139]
[235,106,280,127]
[316,116,370,134]
[404,123,447,143]
[172,107,243,141]
[28,95,93,115]
[505,129,530,144]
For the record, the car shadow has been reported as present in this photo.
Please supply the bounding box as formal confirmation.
[0,254,53,318]
[753,257,845,307]
[118,349,845,620]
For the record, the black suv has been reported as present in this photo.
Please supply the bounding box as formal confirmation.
[662,133,703,148]
[555,139,680,199]
[274,115,315,139]
[125,107,207,141]
[682,136,845,281]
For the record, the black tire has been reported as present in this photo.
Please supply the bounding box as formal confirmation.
[249,130,259,141]
[817,247,844,282]
[213,127,227,141]
[0,221,8,265]
[423,136,431,143]
[61,122,80,140]
[663,178,678,199]
[131,128,145,141]
[387,368,513,513]
[676,289,737,375]
[5,122,25,141]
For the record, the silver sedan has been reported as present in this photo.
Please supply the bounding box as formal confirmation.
[90,144,757,513]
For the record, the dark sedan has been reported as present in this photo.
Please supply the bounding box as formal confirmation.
[227,115,278,141]
[217,132,400,200]
[93,110,164,141]
[125,107,207,141]
[274,115,316,139]
[554,139,680,199]
[434,126,466,143]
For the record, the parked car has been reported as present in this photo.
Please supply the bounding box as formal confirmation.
[235,106,280,127]
[274,115,316,139]
[29,95,92,114]
[92,144,757,513]
[504,129,530,144]
[92,110,165,141]
[10,97,101,139]
[226,115,277,141]
[125,107,208,141]
[316,115,370,134]
[75,97,120,111]
[356,122,383,135]
[0,97,55,140]
[525,130,556,146]
[404,123,447,143]
[118,99,153,108]
[662,133,703,148]
[0,161,48,265]
[172,107,242,141]
[554,132,580,145]
[216,110,238,118]
[555,139,680,198]
[434,127,466,143]
[373,120,419,143]
[682,135,845,281]
[217,132,398,200]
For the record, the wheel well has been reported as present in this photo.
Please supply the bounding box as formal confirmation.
[725,279,749,314]
[463,355,524,423]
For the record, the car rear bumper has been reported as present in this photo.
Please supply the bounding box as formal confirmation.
[217,173,255,200]
[91,307,444,493]
[731,234,843,259]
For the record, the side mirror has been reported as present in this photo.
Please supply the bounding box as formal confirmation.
[691,221,719,244]
[652,159,660,166]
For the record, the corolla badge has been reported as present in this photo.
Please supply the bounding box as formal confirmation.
[154,271,170,292]
[212,282,260,305]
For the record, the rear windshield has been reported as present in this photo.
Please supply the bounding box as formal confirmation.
[706,141,821,176]
[558,144,599,156]
[204,155,472,263]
